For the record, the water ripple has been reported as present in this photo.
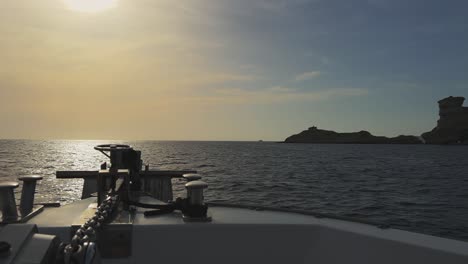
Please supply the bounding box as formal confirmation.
[0,140,467,241]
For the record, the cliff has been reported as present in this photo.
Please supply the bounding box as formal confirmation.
[421,96,468,144]
[284,127,422,144]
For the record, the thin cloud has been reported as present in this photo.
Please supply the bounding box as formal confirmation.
[181,87,368,105]
[295,71,322,81]
[256,0,319,13]
[268,86,296,93]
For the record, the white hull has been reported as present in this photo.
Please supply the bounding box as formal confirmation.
[23,197,468,264]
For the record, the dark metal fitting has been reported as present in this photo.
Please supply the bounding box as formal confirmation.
[87,220,97,228]
[71,235,81,246]
[85,227,94,235]
[75,229,85,238]
[0,241,11,257]
[81,235,89,243]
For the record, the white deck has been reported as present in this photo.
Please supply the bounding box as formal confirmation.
[24,198,468,264]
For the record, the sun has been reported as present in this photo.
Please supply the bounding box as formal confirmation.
[64,0,117,13]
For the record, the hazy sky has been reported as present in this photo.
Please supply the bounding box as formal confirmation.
[1,0,467,140]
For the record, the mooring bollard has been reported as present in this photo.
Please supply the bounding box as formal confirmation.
[18,175,43,215]
[185,180,208,206]
[183,173,202,182]
[0,181,19,221]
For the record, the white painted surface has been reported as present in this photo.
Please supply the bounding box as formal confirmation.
[26,198,468,264]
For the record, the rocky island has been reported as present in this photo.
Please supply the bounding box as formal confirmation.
[422,96,468,144]
[284,127,422,144]
[285,96,468,145]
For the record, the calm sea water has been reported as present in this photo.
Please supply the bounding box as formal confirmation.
[1,140,467,241]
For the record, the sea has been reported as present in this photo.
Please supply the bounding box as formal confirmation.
[0,140,467,241]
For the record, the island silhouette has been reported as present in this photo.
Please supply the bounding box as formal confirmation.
[422,96,468,144]
[285,96,468,145]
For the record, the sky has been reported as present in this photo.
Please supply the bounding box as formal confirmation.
[0,0,467,141]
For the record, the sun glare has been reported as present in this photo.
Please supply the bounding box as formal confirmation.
[64,0,117,13]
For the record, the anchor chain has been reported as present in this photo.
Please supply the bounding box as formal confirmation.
[61,194,120,264]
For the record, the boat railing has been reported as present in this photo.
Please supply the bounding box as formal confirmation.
[56,168,196,201]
